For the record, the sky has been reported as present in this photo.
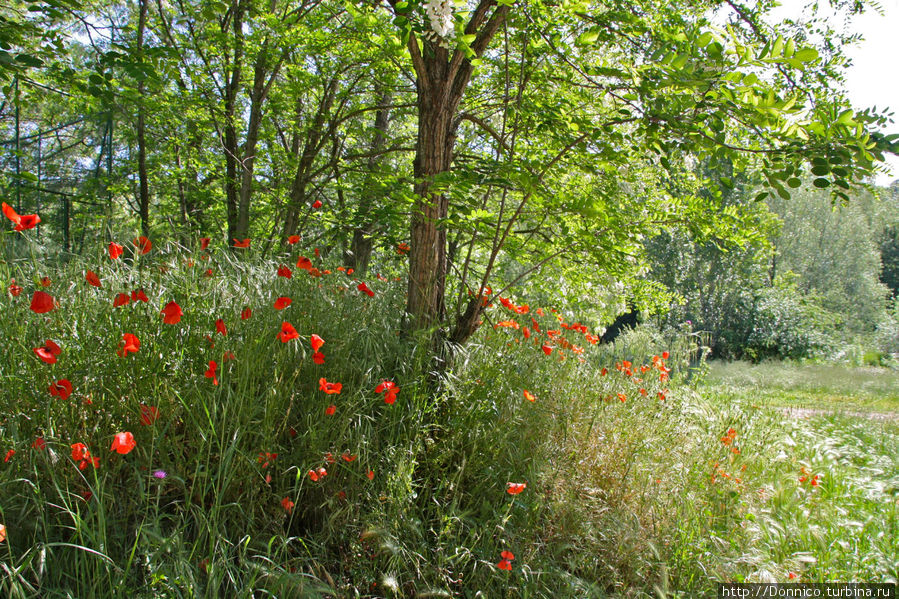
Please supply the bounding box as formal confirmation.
[771,0,899,186]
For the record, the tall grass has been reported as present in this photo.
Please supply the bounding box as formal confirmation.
[1,234,896,597]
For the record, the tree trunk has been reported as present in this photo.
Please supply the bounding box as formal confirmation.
[235,45,271,240]
[223,0,244,242]
[135,0,150,236]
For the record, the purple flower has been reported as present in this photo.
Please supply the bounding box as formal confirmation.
[153,470,167,479]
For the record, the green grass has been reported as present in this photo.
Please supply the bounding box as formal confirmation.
[1,232,897,597]
[702,360,899,413]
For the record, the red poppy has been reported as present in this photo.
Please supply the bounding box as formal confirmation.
[375,380,398,404]
[657,391,667,401]
[396,242,410,255]
[273,297,292,310]
[131,288,149,302]
[662,351,669,360]
[310,334,324,352]
[8,279,22,297]
[497,559,512,571]
[506,482,527,495]
[501,550,515,561]
[341,452,357,462]
[241,307,252,320]
[281,497,295,513]
[287,235,301,244]
[34,339,62,364]
[523,390,536,402]
[222,350,236,362]
[108,242,124,260]
[4,449,14,462]
[161,301,183,324]
[204,360,218,385]
[308,467,327,481]
[313,352,325,365]
[48,379,73,400]
[296,256,312,271]
[278,321,299,342]
[81,270,101,288]
[325,404,336,415]
[541,344,552,356]
[200,237,210,250]
[318,378,342,395]
[134,236,152,255]
[233,238,251,248]
[375,380,395,394]
[140,404,160,425]
[117,333,140,357]
[277,265,292,279]
[2,202,40,231]
[40,276,52,287]
[601,367,608,376]
[357,282,374,297]
[110,431,136,454]
[30,290,55,313]
[367,469,374,480]
[617,393,627,402]
[113,293,130,307]
[71,442,90,462]
[32,437,46,450]
[312,200,322,209]
[215,318,227,336]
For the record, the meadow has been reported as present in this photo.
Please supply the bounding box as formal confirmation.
[1,236,896,597]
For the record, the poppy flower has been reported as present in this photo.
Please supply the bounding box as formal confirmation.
[233,238,251,248]
[117,333,140,357]
[541,344,552,356]
[30,290,55,313]
[215,318,227,336]
[497,559,512,571]
[113,293,130,307]
[617,393,627,402]
[110,431,136,454]
[396,242,410,255]
[34,340,62,364]
[48,379,73,400]
[278,321,299,342]
[85,270,102,288]
[318,378,342,395]
[71,442,90,461]
[375,380,399,404]
[367,469,374,480]
[662,351,669,360]
[32,437,46,450]
[205,360,218,385]
[2,202,40,231]
[501,550,515,561]
[325,404,336,415]
[40,276,52,287]
[200,237,210,250]
[308,467,327,481]
[134,236,152,255]
[357,282,374,297]
[161,301,183,324]
[273,297,291,310]
[310,334,324,352]
[312,200,322,209]
[523,390,536,402]
[241,307,252,320]
[506,482,527,495]
[140,404,160,425]
[108,242,124,260]
[4,449,14,462]
[277,265,292,279]
[8,280,22,297]
[341,452,357,462]
[313,351,325,365]
[281,497,294,513]
[287,235,300,244]
[222,350,236,362]
[296,256,312,271]
[131,288,149,303]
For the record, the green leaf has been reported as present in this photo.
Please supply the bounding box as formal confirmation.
[577,30,599,46]
[792,48,819,63]
[812,178,830,188]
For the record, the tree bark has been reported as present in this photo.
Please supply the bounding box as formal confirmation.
[135,0,150,236]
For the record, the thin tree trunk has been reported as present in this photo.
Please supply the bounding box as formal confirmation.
[136,0,150,236]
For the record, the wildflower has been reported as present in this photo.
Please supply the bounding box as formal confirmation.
[153,470,167,479]
[523,390,536,402]
[200,237,210,250]
[222,350,236,362]
[110,432,136,454]
[4,449,14,462]
[319,378,342,395]
[85,270,102,288]
[357,282,374,297]
[117,333,140,357]
[131,289,149,302]
[205,360,218,385]
[506,482,526,495]
[287,235,301,244]
[109,242,124,259]
[215,318,227,336]
[308,467,327,481]
[32,437,46,450]
[134,236,152,255]
[281,497,295,513]
[30,290,55,313]
[325,404,336,415]
[296,256,313,271]
[278,322,299,342]
[541,344,552,356]
[396,242,410,255]
[313,352,325,365]
[40,276,51,287]
[273,296,292,310]
[662,351,669,360]
[114,293,130,307]
[233,238,251,248]
[277,265,292,279]
[241,307,252,320]
[341,452,357,462]
[140,404,160,426]
[161,301,183,324]
[2,202,40,231]
[375,380,399,404]
[34,340,62,364]
[367,469,374,480]
[312,200,322,209]
[310,334,324,352]
[8,279,22,296]
[48,379,73,400]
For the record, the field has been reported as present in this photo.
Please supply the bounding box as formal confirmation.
[1,242,896,597]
